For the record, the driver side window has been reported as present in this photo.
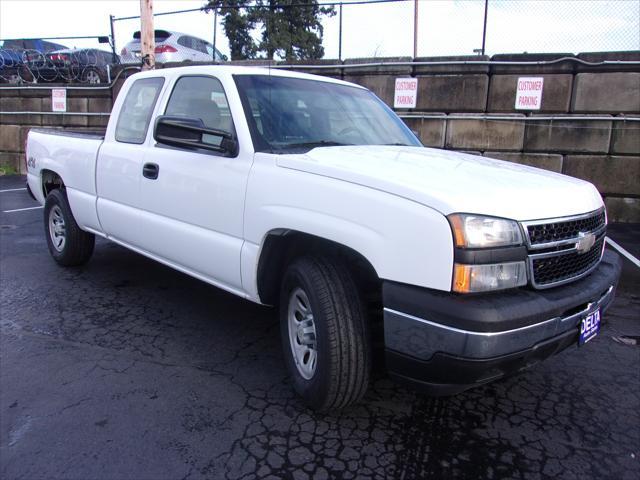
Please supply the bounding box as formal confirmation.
[165,75,234,137]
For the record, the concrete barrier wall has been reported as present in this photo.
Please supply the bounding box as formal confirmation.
[1,51,638,221]
[0,88,111,172]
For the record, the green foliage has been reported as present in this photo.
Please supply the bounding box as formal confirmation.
[207,1,257,60]
[0,164,19,176]
[205,1,335,60]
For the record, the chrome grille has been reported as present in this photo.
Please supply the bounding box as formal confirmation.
[531,238,605,287]
[522,208,606,289]
[527,210,606,246]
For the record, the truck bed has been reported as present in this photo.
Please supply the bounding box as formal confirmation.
[30,128,106,140]
[27,128,105,207]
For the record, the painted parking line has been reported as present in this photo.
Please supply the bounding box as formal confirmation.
[2,206,43,213]
[606,237,640,269]
[0,188,27,193]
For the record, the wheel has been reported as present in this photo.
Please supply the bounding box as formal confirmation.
[6,72,21,84]
[280,255,371,411]
[44,189,95,266]
[81,67,105,84]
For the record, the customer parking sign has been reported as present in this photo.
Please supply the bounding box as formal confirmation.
[394,78,418,109]
[515,77,544,110]
[52,88,67,112]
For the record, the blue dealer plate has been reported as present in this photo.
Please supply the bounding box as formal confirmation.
[579,309,601,345]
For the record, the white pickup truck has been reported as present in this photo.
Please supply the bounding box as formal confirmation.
[26,66,621,411]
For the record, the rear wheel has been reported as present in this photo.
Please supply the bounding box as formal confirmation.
[81,67,105,84]
[280,256,371,411]
[6,72,21,84]
[44,189,94,266]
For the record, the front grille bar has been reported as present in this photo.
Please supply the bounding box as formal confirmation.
[521,208,606,250]
[527,236,606,289]
[520,208,607,289]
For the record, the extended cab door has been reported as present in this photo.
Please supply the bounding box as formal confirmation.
[96,76,165,245]
[136,74,252,294]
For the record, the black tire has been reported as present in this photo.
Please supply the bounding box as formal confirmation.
[280,255,371,411]
[81,67,105,84]
[44,189,95,266]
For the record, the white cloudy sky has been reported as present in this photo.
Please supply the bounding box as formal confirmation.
[1,0,638,59]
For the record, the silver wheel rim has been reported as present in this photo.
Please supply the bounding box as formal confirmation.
[287,287,318,380]
[85,70,101,84]
[48,205,66,252]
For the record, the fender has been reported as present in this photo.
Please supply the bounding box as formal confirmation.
[242,155,455,300]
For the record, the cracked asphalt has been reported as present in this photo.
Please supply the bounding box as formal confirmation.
[1,174,638,480]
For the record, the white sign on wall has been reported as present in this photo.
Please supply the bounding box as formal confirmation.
[515,77,544,110]
[51,88,67,112]
[394,78,418,109]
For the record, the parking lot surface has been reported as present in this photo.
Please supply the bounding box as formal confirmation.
[1,174,638,480]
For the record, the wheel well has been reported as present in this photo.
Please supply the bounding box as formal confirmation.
[41,170,64,197]
[256,231,381,308]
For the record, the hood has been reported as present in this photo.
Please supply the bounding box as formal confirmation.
[276,146,603,221]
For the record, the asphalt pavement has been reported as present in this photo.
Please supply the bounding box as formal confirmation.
[1,174,638,480]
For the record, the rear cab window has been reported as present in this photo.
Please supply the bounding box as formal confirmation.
[115,77,165,144]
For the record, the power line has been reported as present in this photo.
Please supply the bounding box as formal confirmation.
[112,0,410,21]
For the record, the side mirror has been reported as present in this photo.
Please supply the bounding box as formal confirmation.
[98,36,110,44]
[153,115,238,156]
[221,54,228,61]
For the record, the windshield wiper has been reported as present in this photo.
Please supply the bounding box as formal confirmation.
[276,140,352,150]
[381,142,414,146]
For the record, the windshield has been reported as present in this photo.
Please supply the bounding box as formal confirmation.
[234,74,421,153]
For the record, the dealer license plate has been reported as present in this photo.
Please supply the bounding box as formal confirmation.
[579,309,601,345]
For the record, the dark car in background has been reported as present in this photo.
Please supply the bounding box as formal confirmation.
[0,48,23,82]
[46,48,119,84]
[0,38,67,83]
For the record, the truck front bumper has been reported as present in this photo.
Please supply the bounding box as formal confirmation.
[383,249,622,395]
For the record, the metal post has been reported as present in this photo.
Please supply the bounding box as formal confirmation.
[139,0,155,70]
[413,0,418,58]
[481,0,489,56]
[213,8,218,62]
[338,3,343,61]
[109,14,117,63]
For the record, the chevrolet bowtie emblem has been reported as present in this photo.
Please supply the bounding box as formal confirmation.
[576,232,596,254]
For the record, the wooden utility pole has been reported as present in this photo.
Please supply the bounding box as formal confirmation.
[413,0,419,58]
[140,0,155,70]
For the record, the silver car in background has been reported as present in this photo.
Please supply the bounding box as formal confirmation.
[120,29,226,64]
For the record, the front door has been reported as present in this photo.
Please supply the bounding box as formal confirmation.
[136,74,252,294]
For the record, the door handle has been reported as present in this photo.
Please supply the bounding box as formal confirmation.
[142,163,159,180]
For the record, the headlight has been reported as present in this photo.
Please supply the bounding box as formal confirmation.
[448,214,527,293]
[453,262,527,293]
[449,214,523,248]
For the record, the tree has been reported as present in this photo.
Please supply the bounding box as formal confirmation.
[205,1,335,61]
[206,1,257,60]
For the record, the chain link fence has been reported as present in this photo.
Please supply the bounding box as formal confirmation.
[1,0,638,84]
[327,0,640,58]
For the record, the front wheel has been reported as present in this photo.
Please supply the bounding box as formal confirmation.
[280,256,371,411]
[44,189,95,266]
